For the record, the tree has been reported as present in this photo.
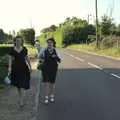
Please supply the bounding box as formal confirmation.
[19,28,35,45]
[101,15,113,36]
[39,17,95,46]
[49,25,57,32]
[41,25,57,33]
[116,24,120,36]
[0,29,4,40]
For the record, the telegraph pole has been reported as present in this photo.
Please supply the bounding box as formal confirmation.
[87,14,92,24]
[95,0,99,48]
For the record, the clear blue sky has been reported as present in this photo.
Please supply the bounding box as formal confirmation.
[0,0,119,35]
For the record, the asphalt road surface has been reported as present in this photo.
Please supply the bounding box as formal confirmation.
[37,49,120,120]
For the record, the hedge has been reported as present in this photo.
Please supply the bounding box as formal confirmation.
[0,45,11,85]
[0,45,12,56]
[0,56,8,84]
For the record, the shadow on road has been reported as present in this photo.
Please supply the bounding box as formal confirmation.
[37,67,120,120]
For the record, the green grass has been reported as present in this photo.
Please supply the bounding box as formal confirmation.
[68,44,120,58]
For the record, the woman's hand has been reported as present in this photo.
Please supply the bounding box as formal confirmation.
[8,67,11,73]
[29,67,32,73]
[25,56,32,73]
[52,54,57,58]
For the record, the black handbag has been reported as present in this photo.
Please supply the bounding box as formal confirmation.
[37,60,43,70]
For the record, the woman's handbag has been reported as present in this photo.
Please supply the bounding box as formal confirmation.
[37,60,43,70]
[4,72,11,85]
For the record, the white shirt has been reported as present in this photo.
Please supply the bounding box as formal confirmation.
[38,48,62,62]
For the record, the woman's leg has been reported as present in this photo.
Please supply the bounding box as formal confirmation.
[44,82,50,96]
[44,82,50,104]
[50,83,55,102]
[50,83,55,96]
[50,74,56,102]
[17,87,25,106]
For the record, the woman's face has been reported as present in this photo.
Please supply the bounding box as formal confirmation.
[15,38,22,48]
[47,40,54,49]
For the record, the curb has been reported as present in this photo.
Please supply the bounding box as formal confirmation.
[67,48,120,61]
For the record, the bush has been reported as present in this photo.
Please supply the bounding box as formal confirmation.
[0,56,8,84]
[0,45,12,84]
[100,36,120,49]
[0,45,12,56]
[62,25,95,45]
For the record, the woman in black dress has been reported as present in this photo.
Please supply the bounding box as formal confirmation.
[38,37,61,104]
[8,36,32,107]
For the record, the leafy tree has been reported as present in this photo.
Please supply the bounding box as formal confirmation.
[41,25,57,33]
[19,28,35,45]
[101,15,113,36]
[0,29,4,40]
[116,24,120,36]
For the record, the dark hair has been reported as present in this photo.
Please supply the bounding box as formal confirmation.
[35,39,39,42]
[46,37,56,47]
[13,36,24,47]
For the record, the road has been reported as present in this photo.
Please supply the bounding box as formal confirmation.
[37,49,120,120]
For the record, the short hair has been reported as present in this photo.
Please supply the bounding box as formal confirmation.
[35,39,39,42]
[46,37,56,47]
[13,36,24,47]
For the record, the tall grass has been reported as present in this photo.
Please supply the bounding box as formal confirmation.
[68,44,120,58]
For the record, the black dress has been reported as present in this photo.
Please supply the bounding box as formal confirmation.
[9,47,30,89]
[42,48,61,84]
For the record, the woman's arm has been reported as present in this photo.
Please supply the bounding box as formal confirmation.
[37,48,45,62]
[56,50,62,63]
[37,48,45,58]
[52,50,61,63]
[8,55,12,73]
[26,56,32,72]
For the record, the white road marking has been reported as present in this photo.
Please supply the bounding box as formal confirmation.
[74,56,84,62]
[64,52,84,62]
[64,51,120,80]
[111,73,120,79]
[88,62,103,70]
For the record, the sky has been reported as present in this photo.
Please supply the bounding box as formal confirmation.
[0,0,119,35]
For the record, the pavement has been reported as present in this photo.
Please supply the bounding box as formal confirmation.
[0,59,40,120]
[37,49,120,120]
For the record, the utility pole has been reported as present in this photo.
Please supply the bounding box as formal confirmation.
[87,14,92,24]
[95,0,99,48]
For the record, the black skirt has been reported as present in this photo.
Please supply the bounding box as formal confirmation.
[42,64,58,84]
[41,48,60,84]
[11,63,30,89]
[9,47,30,89]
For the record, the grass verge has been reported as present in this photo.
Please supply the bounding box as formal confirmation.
[68,44,120,58]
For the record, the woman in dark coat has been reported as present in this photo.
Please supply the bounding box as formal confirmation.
[8,36,32,107]
[38,37,61,104]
